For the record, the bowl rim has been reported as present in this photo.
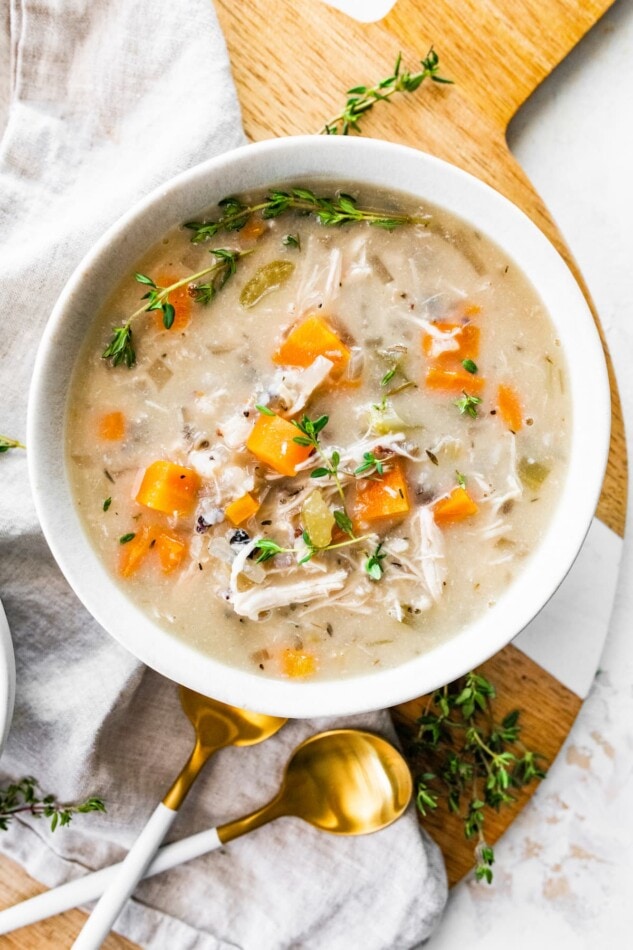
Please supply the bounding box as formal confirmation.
[27,135,611,717]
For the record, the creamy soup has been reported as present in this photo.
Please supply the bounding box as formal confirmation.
[66,184,570,681]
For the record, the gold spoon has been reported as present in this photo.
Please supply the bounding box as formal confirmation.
[2,728,413,942]
[73,687,286,950]
[218,728,413,843]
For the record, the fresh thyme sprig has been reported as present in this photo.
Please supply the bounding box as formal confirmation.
[0,435,26,454]
[0,777,105,833]
[455,391,482,418]
[103,249,248,368]
[185,188,423,244]
[409,672,547,884]
[319,48,452,136]
[292,413,351,510]
[253,532,370,565]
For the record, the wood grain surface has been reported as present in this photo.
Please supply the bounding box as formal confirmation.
[1,0,625,945]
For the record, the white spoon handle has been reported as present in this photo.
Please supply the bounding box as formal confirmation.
[72,803,177,950]
[0,825,222,936]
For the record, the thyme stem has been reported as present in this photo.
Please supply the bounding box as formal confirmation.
[0,435,26,453]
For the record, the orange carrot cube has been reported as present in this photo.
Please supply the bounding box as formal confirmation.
[246,414,312,477]
[135,460,201,515]
[433,487,479,526]
[354,460,410,525]
[281,649,316,678]
[425,366,485,395]
[422,323,480,365]
[273,315,350,375]
[99,411,125,442]
[496,383,523,432]
[239,216,267,242]
[152,273,192,332]
[225,492,260,526]
[119,526,156,578]
[155,532,187,574]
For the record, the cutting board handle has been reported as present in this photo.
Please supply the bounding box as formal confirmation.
[383,0,615,127]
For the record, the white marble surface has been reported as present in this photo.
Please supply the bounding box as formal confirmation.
[427,1,633,945]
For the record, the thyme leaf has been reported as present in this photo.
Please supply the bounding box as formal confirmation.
[365,542,387,581]
[282,234,301,250]
[354,451,385,477]
[319,48,452,136]
[333,508,354,539]
[255,404,276,417]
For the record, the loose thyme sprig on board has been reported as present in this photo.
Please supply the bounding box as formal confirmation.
[185,189,424,244]
[103,248,249,368]
[409,672,547,884]
[319,48,453,136]
[0,776,105,833]
[0,436,25,454]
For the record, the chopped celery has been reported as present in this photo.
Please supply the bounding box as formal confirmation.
[518,457,550,491]
[240,260,294,308]
[301,490,335,549]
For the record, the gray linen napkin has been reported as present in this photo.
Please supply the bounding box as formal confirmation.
[0,0,447,946]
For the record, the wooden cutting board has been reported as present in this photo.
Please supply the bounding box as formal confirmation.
[0,0,626,945]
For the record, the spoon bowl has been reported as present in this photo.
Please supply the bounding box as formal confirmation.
[218,729,413,843]
[179,686,287,754]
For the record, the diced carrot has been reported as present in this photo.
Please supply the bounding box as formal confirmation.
[354,460,410,525]
[155,531,187,574]
[225,492,260,526]
[422,322,480,365]
[273,315,350,376]
[497,383,523,432]
[135,460,201,515]
[246,414,312,477]
[99,411,125,442]
[425,366,485,394]
[433,487,479,526]
[239,216,267,242]
[152,273,192,332]
[119,526,156,578]
[281,649,317,678]
[463,303,482,317]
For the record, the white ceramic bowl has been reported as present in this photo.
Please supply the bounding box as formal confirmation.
[28,136,610,718]
[0,599,16,756]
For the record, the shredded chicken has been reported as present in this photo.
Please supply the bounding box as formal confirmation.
[294,242,342,315]
[231,559,348,622]
[267,356,334,416]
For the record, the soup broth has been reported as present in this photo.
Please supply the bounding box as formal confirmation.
[66,184,570,681]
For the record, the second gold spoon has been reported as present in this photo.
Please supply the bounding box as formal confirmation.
[73,686,286,950]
